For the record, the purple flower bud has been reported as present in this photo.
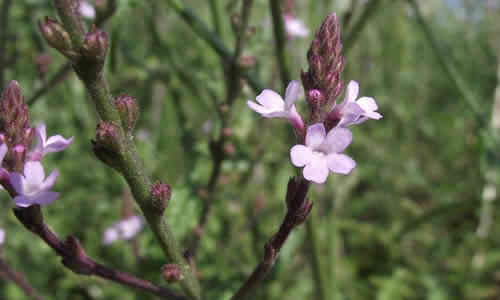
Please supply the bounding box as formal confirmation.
[162,264,183,283]
[38,17,77,60]
[0,81,33,156]
[151,181,171,213]
[303,13,344,112]
[95,121,121,151]
[82,26,108,63]
[114,95,138,133]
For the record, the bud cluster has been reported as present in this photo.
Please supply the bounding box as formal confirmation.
[301,13,344,122]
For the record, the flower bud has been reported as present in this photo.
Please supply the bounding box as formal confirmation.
[92,121,123,170]
[151,181,171,213]
[162,264,183,283]
[239,55,257,69]
[0,81,33,149]
[114,95,138,133]
[82,26,108,63]
[38,17,77,60]
[95,121,121,151]
[304,13,344,110]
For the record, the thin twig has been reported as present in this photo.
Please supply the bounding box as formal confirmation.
[13,206,186,300]
[269,0,291,91]
[189,0,255,256]
[0,256,45,300]
[230,178,312,300]
[343,0,382,53]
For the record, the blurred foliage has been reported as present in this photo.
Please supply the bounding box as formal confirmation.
[1,0,500,299]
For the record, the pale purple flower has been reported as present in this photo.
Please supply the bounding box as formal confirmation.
[79,1,96,19]
[247,80,305,131]
[290,123,355,184]
[29,124,73,161]
[284,15,310,38]
[0,143,9,183]
[103,215,144,245]
[330,80,382,127]
[9,161,59,207]
[0,228,4,245]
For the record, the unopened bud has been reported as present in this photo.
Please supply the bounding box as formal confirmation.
[82,26,108,63]
[162,264,183,283]
[114,95,138,133]
[239,55,257,69]
[151,181,171,213]
[222,127,233,137]
[305,13,344,108]
[0,81,32,149]
[95,121,121,151]
[38,17,77,59]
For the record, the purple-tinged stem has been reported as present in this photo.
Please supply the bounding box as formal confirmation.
[13,205,186,300]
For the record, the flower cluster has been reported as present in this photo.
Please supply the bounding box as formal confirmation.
[0,81,73,207]
[248,80,381,184]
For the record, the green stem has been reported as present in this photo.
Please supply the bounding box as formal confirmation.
[51,1,201,298]
[163,0,264,93]
[343,0,382,53]
[269,0,291,91]
[208,0,222,36]
[306,218,329,300]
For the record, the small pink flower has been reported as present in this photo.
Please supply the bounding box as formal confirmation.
[102,215,144,245]
[9,161,59,207]
[284,15,310,38]
[290,123,355,184]
[330,81,382,127]
[0,228,4,245]
[247,81,305,132]
[29,123,73,161]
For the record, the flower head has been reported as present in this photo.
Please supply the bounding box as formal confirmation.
[29,123,73,161]
[102,215,144,245]
[247,80,305,132]
[79,1,96,19]
[290,123,355,184]
[284,15,310,38]
[329,81,382,127]
[9,161,59,207]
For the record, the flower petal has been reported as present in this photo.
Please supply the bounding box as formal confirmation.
[35,124,47,147]
[0,143,7,164]
[344,81,359,103]
[255,90,285,110]
[13,195,33,207]
[247,101,274,115]
[119,216,143,240]
[103,227,119,245]
[305,123,326,149]
[44,135,74,154]
[290,145,313,167]
[327,153,356,175]
[24,161,45,185]
[356,97,378,111]
[323,127,353,153]
[303,157,329,184]
[284,80,300,109]
[33,191,59,205]
[9,172,25,195]
[40,169,58,192]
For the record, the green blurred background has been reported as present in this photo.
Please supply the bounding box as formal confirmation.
[1,0,500,299]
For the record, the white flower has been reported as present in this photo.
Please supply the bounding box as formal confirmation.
[330,80,382,127]
[9,161,59,207]
[247,81,304,130]
[290,123,355,184]
[103,216,144,245]
[0,228,4,246]
[284,15,310,38]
